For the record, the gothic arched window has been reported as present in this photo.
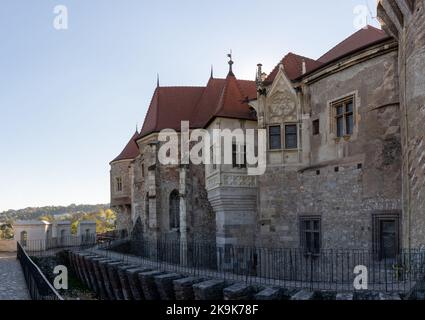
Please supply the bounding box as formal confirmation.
[169,190,180,230]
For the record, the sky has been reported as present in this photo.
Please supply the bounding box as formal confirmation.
[0,0,380,212]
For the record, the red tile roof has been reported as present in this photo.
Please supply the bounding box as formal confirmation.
[111,131,140,163]
[264,53,323,84]
[318,25,390,64]
[139,74,257,138]
[265,26,390,85]
[190,75,257,128]
[140,86,205,136]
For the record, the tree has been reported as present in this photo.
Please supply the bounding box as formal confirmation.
[69,209,117,235]
[39,214,55,223]
[0,224,14,240]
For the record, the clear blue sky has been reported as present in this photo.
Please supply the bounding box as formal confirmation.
[0,0,380,212]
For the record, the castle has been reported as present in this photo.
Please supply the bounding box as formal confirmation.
[110,0,425,261]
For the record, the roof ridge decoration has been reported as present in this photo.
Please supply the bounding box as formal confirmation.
[227,50,235,76]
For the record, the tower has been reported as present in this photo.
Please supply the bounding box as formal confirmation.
[378,0,425,248]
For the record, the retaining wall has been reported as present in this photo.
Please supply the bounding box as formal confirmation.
[66,250,405,301]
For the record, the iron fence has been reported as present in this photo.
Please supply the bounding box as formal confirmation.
[101,238,425,293]
[16,241,64,300]
[22,235,97,257]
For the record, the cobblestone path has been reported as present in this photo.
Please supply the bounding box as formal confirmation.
[0,253,30,300]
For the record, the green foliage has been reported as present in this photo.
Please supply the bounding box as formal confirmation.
[0,204,109,224]
[69,209,117,234]
[0,204,114,238]
[0,223,14,240]
[39,214,55,223]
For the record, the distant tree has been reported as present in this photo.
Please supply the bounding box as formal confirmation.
[39,214,55,223]
[69,209,117,235]
[0,224,13,240]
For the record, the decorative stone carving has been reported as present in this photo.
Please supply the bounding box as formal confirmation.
[206,174,220,191]
[267,89,297,123]
[222,175,257,188]
[206,174,257,190]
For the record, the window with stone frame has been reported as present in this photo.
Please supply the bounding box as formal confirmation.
[312,119,320,135]
[269,125,282,150]
[372,213,400,261]
[300,216,321,254]
[331,96,354,138]
[169,190,180,230]
[210,145,217,170]
[145,193,150,229]
[232,143,247,168]
[284,124,298,149]
[116,177,123,192]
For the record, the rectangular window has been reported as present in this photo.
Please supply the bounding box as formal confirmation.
[373,213,400,261]
[116,177,123,192]
[210,145,217,170]
[232,144,246,168]
[269,125,281,150]
[300,217,321,254]
[285,124,298,149]
[313,119,320,135]
[333,97,354,137]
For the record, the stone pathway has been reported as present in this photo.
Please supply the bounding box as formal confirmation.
[0,253,30,300]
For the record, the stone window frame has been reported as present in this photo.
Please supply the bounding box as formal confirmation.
[232,143,247,169]
[372,211,401,261]
[268,124,282,151]
[299,215,322,255]
[115,176,123,193]
[145,193,150,230]
[312,119,320,135]
[210,144,217,171]
[169,190,180,231]
[328,92,358,142]
[283,123,299,150]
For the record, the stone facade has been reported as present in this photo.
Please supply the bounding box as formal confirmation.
[111,132,216,245]
[110,159,133,233]
[251,43,402,250]
[378,0,425,248]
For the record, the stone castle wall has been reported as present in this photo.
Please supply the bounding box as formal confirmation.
[256,48,402,250]
[378,0,425,247]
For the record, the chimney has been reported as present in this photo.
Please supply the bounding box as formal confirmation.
[302,59,307,75]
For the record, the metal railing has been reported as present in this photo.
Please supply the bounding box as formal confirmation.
[101,238,425,293]
[22,235,97,257]
[16,241,64,300]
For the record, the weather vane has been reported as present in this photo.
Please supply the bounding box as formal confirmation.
[227,50,234,75]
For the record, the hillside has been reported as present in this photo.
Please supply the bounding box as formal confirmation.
[0,204,110,223]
